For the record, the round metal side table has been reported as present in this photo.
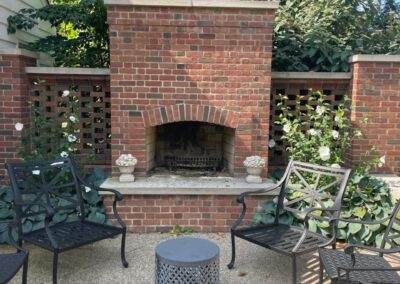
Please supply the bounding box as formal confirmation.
[155,237,220,284]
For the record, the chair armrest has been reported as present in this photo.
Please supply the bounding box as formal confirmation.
[292,207,340,252]
[76,174,126,229]
[236,182,282,203]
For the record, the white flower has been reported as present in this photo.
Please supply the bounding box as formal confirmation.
[332,130,339,140]
[318,146,331,161]
[32,170,40,175]
[69,116,77,123]
[60,151,69,158]
[116,154,138,166]
[61,122,68,128]
[243,155,265,168]
[62,90,70,97]
[283,124,291,133]
[334,116,343,124]
[67,134,77,143]
[308,129,321,136]
[331,163,341,169]
[85,186,91,193]
[15,123,24,131]
[354,130,362,137]
[268,139,276,149]
[378,155,386,168]
[316,106,326,115]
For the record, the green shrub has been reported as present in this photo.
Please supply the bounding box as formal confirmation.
[254,90,394,246]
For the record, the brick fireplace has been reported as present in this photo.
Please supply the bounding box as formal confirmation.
[106,0,278,176]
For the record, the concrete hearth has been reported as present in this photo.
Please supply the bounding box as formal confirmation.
[101,176,276,195]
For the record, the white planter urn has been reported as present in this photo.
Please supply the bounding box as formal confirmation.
[243,155,265,184]
[116,154,137,182]
[245,167,263,184]
[118,165,135,182]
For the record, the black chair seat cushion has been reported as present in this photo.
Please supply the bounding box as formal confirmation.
[22,221,123,252]
[0,251,27,284]
[319,247,400,283]
[235,224,328,255]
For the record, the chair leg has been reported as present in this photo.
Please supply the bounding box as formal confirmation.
[292,256,297,284]
[319,255,323,284]
[22,255,28,284]
[53,251,58,284]
[121,229,129,268]
[227,230,236,269]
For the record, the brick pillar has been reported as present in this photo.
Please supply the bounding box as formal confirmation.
[0,49,37,181]
[105,0,279,176]
[348,55,400,174]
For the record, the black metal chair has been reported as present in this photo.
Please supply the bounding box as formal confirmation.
[228,160,351,283]
[6,157,128,284]
[319,199,400,284]
[0,220,28,284]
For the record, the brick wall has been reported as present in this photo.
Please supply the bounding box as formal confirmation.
[104,194,266,233]
[349,55,400,174]
[0,51,36,181]
[107,4,276,176]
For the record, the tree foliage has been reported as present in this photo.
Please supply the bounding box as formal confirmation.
[7,0,108,68]
[273,0,400,72]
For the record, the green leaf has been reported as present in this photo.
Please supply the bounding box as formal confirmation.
[348,223,362,235]
[88,212,105,224]
[262,201,276,214]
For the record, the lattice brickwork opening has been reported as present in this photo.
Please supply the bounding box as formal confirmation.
[269,80,349,168]
[27,76,111,165]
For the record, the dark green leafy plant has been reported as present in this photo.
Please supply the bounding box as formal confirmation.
[7,0,109,67]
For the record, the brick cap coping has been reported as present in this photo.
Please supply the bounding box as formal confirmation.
[0,48,38,58]
[349,54,400,63]
[99,177,278,196]
[104,0,280,9]
[25,67,110,75]
[272,72,352,80]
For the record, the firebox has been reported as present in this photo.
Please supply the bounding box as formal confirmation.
[146,122,235,175]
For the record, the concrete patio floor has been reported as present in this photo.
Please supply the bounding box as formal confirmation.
[5,232,400,284]
[3,232,325,284]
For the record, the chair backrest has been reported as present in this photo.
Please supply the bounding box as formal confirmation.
[6,157,85,235]
[276,160,351,223]
[381,199,400,249]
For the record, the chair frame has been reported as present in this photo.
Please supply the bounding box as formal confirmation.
[0,220,28,284]
[319,198,400,284]
[228,160,351,283]
[6,157,128,284]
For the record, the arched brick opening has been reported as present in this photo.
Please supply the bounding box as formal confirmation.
[144,105,238,174]
[142,104,239,129]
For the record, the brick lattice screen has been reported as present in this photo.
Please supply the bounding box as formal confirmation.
[27,74,111,165]
[269,79,350,169]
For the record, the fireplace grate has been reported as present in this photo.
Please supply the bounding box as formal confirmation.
[165,155,221,171]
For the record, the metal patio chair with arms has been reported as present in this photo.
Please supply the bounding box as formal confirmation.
[0,220,28,284]
[319,198,400,284]
[6,157,128,284]
[228,160,352,283]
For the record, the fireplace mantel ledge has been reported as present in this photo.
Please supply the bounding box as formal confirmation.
[103,0,280,9]
[100,177,278,196]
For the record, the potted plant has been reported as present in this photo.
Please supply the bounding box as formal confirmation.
[116,154,137,182]
[243,155,265,183]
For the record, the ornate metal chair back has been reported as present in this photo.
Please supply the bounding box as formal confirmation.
[276,160,351,224]
[6,158,85,236]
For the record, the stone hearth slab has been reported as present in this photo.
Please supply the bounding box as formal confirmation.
[100,176,277,195]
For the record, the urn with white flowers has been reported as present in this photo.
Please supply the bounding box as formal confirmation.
[116,154,137,182]
[243,155,265,184]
